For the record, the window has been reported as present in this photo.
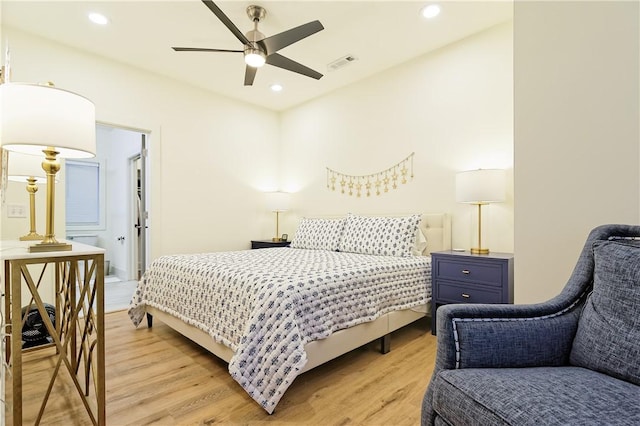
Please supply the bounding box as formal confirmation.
[65,159,106,230]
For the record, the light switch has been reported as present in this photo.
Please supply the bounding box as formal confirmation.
[7,204,27,218]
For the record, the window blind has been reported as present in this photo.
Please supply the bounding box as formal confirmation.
[66,161,100,226]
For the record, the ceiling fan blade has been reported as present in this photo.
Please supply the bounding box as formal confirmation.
[244,65,257,86]
[266,53,323,80]
[172,47,243,53]
[201,0,251,46]
[260,21,324,55]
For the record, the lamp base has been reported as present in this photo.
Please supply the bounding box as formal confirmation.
[272,237,284,242]
[470,247,490,255]
[20,232,44,241]
[28,241,72,253]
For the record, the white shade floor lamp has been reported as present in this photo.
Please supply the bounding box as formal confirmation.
[456,169,505,254]
[7,151,49,241]
[265,191,291,242]
[0,82,96,252]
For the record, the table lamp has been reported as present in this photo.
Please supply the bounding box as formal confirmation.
[456,169,505,254]
[0,82,96,252]
[265,191,291,242]
[7,151,49,241]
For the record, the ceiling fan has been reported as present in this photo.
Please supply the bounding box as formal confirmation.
[172,0,324,86]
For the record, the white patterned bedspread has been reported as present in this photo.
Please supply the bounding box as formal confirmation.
[128,247,431,413]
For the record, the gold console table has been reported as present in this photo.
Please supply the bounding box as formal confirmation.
[1,240,105,425]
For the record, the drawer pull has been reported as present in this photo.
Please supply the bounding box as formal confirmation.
[461,293,470,298]
[461,269,470,275]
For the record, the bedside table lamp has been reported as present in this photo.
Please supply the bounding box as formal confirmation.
[456,169,505,254]
[0,82,96,252]
[265,191,291,242]
[7,151,49,241]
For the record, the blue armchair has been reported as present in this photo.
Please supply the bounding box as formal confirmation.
[422,224,640,425]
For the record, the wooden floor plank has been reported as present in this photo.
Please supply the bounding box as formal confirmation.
[8,310,437,425]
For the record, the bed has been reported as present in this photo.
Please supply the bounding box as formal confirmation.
[128,213,451,413]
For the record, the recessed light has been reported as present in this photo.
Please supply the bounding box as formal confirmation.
[421,4,441,19]
[270,84,283,92]
[88,12,109,25]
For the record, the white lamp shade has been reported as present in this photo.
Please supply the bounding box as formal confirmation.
[0,83,96,158]
[7,151,47,183]
[456,169,506,204]
[265,191,291,212]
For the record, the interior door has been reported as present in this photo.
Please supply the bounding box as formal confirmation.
[134,134,148,280]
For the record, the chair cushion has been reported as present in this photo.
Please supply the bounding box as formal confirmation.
[433,367,640,426]
[569,240,640,385]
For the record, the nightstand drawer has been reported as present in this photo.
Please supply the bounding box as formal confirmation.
[436,259,503,287]
[437,281,502,304]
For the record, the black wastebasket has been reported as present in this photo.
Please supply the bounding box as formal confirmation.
[21,303,56,348]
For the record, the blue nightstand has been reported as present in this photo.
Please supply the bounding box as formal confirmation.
[431,251,514,334]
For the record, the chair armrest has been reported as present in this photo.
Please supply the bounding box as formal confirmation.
[435,300,582,370]
[421,299,584,426]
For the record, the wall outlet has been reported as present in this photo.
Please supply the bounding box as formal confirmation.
[7,204,27,218]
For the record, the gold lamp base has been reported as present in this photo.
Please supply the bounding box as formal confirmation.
[20,232,44,241]
[25,147,72,253]
[272,210,285,243]
[19,177,45,242]
[28,241,72,253]
[470,247,490,255]
[468,203,491,255]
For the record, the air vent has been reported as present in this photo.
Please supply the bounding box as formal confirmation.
[327,54,358,72]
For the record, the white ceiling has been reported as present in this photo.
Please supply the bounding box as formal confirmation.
[1,1,513,111]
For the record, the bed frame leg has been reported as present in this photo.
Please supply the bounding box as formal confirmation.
[380,334,391,354]
[146,313,153,328]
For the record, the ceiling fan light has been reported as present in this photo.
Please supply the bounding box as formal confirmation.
[244,48,266,68]
[245,53,266,67]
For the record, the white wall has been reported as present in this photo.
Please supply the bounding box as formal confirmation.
[514,1,640,303]
[1,27,281,265]
[279,22,514,253]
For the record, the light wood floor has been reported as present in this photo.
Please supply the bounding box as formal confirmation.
[11,311,437,425]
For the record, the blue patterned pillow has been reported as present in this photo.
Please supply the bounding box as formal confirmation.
[337,214,423,257]
[290,217,345,251]
[569,240,640,385]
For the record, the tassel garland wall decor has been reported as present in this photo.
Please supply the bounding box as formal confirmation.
[326,152,414,197]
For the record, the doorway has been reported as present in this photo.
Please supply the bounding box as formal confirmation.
[65,123,150,311]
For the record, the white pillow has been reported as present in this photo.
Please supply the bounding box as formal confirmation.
[338,214,423,257]
[412,228,428,256]
[290,217,345,251]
